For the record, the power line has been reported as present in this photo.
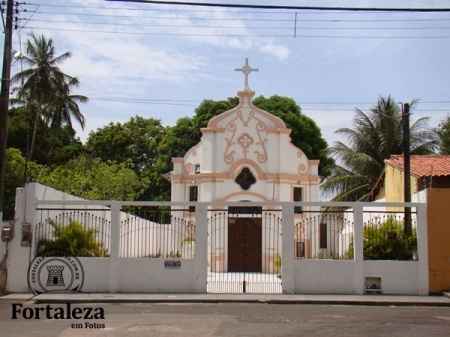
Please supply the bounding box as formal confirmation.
[23,26,450,39]
[105,0,450,12]
[301,108,450,112]
[24,10,450,27]
[21,26,288,37]
[24,10,297,21]
[84,97,450,104]
[24,18,450,31]
[76,95,450,110]
[18,4,40,32]
[89,97,197,106]
[24,2,295,14]
[21,18,292,30]
[26,9,450,23]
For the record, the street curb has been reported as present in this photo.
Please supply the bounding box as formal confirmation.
[0,293,34,302]
[31,295,450,307]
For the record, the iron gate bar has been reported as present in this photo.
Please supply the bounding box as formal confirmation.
[207,209,282,294]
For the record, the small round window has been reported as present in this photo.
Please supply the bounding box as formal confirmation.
[235,167,256,190]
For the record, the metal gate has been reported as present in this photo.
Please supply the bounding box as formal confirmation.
[207,206,282,294]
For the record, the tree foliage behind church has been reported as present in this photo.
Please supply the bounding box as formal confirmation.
[159,95,333,178]
[253,96,334,177]
[4,95,333,218]
[84,96,333,203]
[8,106,84,166]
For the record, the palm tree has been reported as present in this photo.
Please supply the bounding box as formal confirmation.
[322,96,437,201]
[48,79,88,129]
[12,34,87,164]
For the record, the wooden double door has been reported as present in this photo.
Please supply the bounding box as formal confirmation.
[228,217,262,273]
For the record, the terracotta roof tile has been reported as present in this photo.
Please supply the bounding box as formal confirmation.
[385,155,450,177]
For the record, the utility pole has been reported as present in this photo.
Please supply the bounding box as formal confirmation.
[402,102,412,235]
[0,0,14,221]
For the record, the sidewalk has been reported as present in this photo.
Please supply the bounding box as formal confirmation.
[0,293,443,306]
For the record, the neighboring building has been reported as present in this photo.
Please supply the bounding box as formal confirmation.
[377,155,450,203]
[378,154,450,293]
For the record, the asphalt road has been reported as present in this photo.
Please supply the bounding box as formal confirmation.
[1,301,450,337]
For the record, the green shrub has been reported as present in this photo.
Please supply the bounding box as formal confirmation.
[273,254,281,274]
[347,217,417,260]
[37,221,108,257]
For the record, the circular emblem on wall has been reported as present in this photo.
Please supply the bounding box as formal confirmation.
[298,163,307,174]
[27,256,85,295]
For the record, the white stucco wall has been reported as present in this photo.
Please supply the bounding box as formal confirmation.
[292,260,424,295]
[79,258,203,293]
[294,260,356,294]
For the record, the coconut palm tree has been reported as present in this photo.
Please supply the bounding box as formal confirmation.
[322,96,437,201]
[12,34,87,163]
[48,79,88,129]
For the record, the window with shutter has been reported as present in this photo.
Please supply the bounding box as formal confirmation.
[189,186,198,212]
[293,187,303,214]
[320,222,328,249]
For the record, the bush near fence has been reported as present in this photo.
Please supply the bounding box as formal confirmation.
[37,221,108,257]
[346,217,417,260]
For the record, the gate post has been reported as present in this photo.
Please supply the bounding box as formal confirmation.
[194,203,208,293]
[281,204,295,294]
[110,202,121,258]
[416,203,429,295]
[353,204,365,294]
[109,201,121,293]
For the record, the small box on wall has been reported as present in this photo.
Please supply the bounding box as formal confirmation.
[365,277,382,294]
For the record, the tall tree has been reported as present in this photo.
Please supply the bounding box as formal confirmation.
[4,148,47,219]
[322,96,438,201]
[47,79,88,129]
[39,156,146,201]
[86,117,166,201]
[437,116,450,154]
[12,34,86,163]
[86,116,165,172]
[7,106,83,166]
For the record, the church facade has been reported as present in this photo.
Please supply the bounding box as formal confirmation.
[168,60,322,274]
[170,59,321,206]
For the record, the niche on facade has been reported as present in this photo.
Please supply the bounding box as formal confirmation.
[235,167,256,190]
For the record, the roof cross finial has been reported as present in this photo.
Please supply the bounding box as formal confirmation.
[235,58,258,91]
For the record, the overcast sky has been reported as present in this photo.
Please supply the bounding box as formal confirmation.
[4,0,450,146]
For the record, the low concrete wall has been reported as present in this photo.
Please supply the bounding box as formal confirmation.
[80,258,203,293]
[6,183,103,293]
[5,185,428,295]
[293,260,356,294]
[293,260,423,295]
[364,261,421,295]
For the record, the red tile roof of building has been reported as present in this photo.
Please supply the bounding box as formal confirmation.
[385,155,450,177]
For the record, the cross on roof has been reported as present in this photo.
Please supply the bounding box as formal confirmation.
[235,58,259,90]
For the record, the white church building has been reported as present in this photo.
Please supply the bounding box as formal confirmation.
[170,59,321,206]
[168,59,322,275]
